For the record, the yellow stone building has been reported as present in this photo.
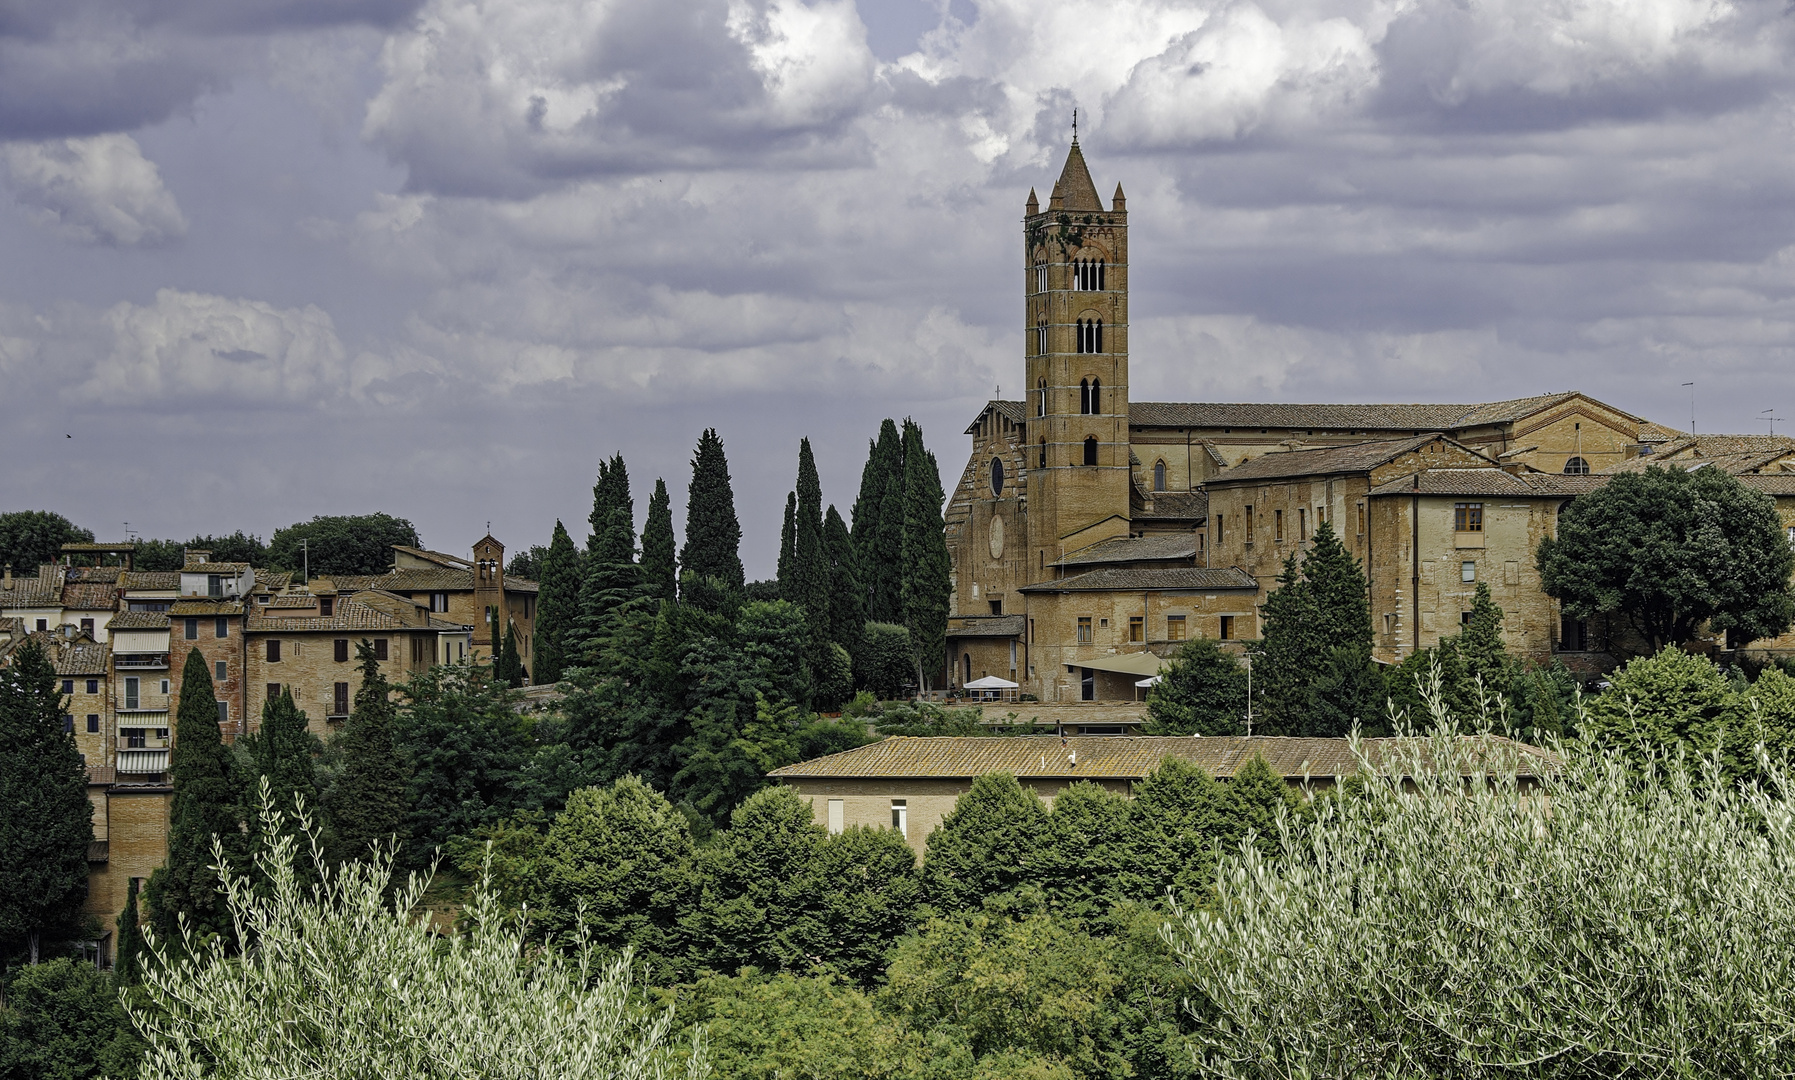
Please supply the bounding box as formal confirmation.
[945,140,1702,700]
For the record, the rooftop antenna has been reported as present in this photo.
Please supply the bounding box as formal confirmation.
[1682,382,1695,436]
[1763,409,1783,436]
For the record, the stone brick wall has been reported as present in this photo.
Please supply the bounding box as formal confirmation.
[244,628,435,737]
[83,785,171,952]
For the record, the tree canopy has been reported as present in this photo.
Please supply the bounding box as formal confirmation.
[0,511,92,573]
[681,427,745,594]
[1247,520,1378,736]
[267,514,420,577]
[1143,638,1248,735]
[1538,466,1795,651]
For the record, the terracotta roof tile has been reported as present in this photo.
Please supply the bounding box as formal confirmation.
[169,600,244,616]
[1135,491,1207,521]
[182,561,251,573]
[327,568,474,592]
[117,572,180,591]
[108,611,170,629]
[3,632,110,676]
[769,734,1557,781]
[1369,468,1540,498]
[264,595,319,609]
[1125,394,1586,432]
[1020,567,1258,593]
[1208,435,1447,484]
[60,583,119,610]
[245,597,424,632]
[65,567,121,584]
[1738,475,1795,496]
[946,615,1026,638]
[0,576,63,606]
[1054,534,1197,568]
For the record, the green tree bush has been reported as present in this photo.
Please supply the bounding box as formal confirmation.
[1538,465,1795,651]
[394,663,533,865]
[856,622,914,699]
[324,640,408,863]
[146,649,243,946]
[533,520,582,683]
[1247,521,1376,735]
[641,478,679,605]
[242,688,322,875]
[921,773,1047,913]
[0,958,143,1078]
[1582,646,1733,766]
[0,511,92,573]
[1143,638,1248,735]
[899,420,952,690]
[267,513,420,576]
[0,639,94,962]
[681,427,745,595]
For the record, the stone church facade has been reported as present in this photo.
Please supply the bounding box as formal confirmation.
[944,139,1795,702]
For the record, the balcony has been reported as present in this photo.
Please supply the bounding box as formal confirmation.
[117,749,169,774]
[115,654,170,670]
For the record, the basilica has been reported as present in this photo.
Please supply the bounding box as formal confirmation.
[943,139,1795,703]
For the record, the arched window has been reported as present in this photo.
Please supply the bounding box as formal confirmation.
[963,653,972,685]
[1079,378,1090,414]
[1097,259,1105,291]
[1039,438,1046,469]
[1075,319,1085,354]
[1035,317,1047,355]
[1094,318,1102,353]
[1154,460,1166,491]
[1036,377,1046,417]
[1563,456,1590,475]
[1083,436,1098,466]
[990,457,1005,496]
[1090,377,1100,414]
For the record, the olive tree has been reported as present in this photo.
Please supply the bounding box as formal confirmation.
[129,780,707,1080]
[1166,700,1795,1078]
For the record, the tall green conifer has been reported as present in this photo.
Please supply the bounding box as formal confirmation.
[0,639,93,962]
[823,505,865,657]
[495,624,525,687]
[574,454,639,654]
[776,492,796,597]
[899,419,951,690]
[790,439,830,635]
[681,428,745,593]
[1249,521,1377,736]
[324,640,408,862]
[532,521,580,683]
[147,649,244,945]
[641,478,677,604]
[243,688,321,858]
[851,420,905,623]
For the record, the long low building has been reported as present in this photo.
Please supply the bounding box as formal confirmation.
[769,734,1557,853]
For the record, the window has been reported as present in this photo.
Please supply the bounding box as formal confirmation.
[412,636,427,664]
[1563,456,1590,475]
[1245,506,1254,545]
[334,639,349,662]
[161,679,169,694]
[1167,615,1187,641]
[1075,318,1104,353]
[989,599,1003,615]
[1027,618,1035,643]
[80,618,93,634]
[963,653,972,684]
[1081,668,1095,701]
[215,660,227,682]
[1083,437,1098,466]
[207,574,223,598]
[1560,616,1589,651]
[1129,616,1145,642]
[216,701,228,726]
[125,728,146,749]
[374,638,389,661]
[1454,502,1484,532]
[1034,262,1047,294]
[1036,377,1047,417]
[1035,317,1048,356]
[34,619,46,632]
[1461,611,1474,625]
[1274,509,1284,541]
[1080,378,1091,414]
[1077,617,1094,643]
[267,683,282,703]
[86,714,99,733]
[431,592,450,613]
[1090,378,1100,414]
[334,682,350,716]
[1074,257,1106,290]
[827,799,844,834]
[184,618,199,640]
[124,677,139,710]
[1357,502,1366,535]
[891,800,908,837]
[1461,561,1476,583]
[1153,460,1166,491]
[1214,513,1224,542]
[320,597,335,617]
[62,679,74,694]
[267,640,281,662]
[1038,438,1047,469]
[62,713,73,733]
[990,457,1005,496]
[215,617,228,638]
[1299,508,1308,540]
[1220,615,1235,640]
[86,678,98,694]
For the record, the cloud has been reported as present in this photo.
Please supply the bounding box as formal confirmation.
[0,134,188,246]
[363,0,879,196]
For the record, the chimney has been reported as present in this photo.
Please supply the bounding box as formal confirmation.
[2,565,10,590]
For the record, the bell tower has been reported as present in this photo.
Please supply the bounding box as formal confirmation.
[1023,136,1130,579]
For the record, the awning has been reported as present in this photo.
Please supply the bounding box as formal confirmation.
[1066,652,1169,678]
[1135,675,1162,688]
[965,675,1019,689]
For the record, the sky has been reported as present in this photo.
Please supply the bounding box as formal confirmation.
[5,0,1795,577]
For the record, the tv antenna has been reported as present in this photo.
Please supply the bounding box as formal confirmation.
[1763,409,1783,436]
[1682,382,1695,436]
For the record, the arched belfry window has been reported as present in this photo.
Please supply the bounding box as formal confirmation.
[1074,258,1107,291]
[1075,318,1104,354]
[1036,377,1047,417]
[1079,378,1091,414]
[1035,317,1047,355]
[1154,460,1166,491]
[1563,456,1590,475]
[1039,438,1047,469]
[1034,261,1048,294]
[1083,436,1098,466]
[1090,377,1101,414]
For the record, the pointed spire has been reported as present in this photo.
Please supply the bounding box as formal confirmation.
[1026,188,1039,215]
[1052,138,1103,212]
[1112,182,1126,212]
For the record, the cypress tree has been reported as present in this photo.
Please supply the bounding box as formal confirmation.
[324,639,408,863]
[146,648,244,946]
[243,688,320,853]
[641,477,677,604]
[115,877,143,986]
[0,639,93,962]
[776,491,796,596]
[1249,521,1377,736]
[532,520,580,684]
[574,454,640,654]
[851,420,906,623]
[823,504,865,657]
[495,623,525,687]
[1304,520,1373,658]
[680,428,745,592]
[899,419,952,690]
[791,439,830,634]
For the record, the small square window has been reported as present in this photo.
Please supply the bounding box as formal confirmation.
[160,679,169,694]
[62,680,74,694]
[320,597,335,617]
[1454,502,1484,532]
[1462,611,1474,625]
[216,701,228,726]
[267,683,282,703]
[80,618,93,634]
[86,679,98,694]
[35,619,47,632]
[1461,561,1476,583]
